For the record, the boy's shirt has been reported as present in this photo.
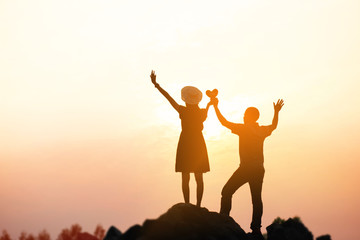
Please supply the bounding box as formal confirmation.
[229,123,273,166]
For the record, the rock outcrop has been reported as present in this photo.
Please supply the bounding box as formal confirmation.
[104,203,331,240]
[105,203,248,240]
[266,217,313,240]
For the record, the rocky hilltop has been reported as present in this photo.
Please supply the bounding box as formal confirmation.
[104,203,331,240]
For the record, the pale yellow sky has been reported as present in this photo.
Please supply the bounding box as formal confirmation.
[1,0,360,239]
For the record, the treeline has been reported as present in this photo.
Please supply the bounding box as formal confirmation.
[0,224,105,240]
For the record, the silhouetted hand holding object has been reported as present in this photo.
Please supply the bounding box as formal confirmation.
[206,89,218,106]
[150,70,159,88]
[212,97,219,107]
[206,89,218,99]
[273,99,284,112]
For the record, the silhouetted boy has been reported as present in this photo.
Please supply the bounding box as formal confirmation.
[213,98,284,239]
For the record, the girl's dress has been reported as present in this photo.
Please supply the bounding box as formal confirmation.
[175,106,210,173]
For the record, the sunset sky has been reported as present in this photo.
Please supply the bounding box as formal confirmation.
[1,0,360,239]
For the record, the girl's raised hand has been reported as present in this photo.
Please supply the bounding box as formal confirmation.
[150,70,157,85]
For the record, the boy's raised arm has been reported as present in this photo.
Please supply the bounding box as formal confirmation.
[270,99,284,131]
[213,98,237,130]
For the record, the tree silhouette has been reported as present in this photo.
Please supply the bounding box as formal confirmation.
[69,225,82,240]
[0,230,11,240]
[25,234,35,240]
[93,225,105,240]
[17,231,47,240]
[57,224,82,240]
[17,232,34,240]
[2,223,105,240]
[19,232,27,240]
[37,230,50,240]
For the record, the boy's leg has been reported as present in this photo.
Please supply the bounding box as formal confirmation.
[194,173,204,207]
[249,169,265,232]
[182,172,190,204]
[220,167,248,215]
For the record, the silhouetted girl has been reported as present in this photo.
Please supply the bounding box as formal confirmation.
[150,70,211,207]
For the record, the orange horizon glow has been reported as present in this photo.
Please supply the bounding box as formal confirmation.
[1,1,360,240]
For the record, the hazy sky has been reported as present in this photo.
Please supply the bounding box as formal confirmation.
[1,1,360,239]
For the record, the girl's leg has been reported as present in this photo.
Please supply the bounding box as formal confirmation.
[194,173,204,207]
[182,172,190,204]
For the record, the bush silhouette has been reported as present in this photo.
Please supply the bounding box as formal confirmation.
[1,224,105,240]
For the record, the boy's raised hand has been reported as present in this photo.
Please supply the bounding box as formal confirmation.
[212,98,219,107]
[273,99,284,112]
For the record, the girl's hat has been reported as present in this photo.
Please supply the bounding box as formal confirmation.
[181,86,202,104]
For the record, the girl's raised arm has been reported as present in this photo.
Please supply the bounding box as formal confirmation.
[150,70,180,112]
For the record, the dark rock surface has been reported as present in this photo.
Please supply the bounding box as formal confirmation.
[316,235,331,240]
[105,203,248,240]
[104,226,122,240]
[266,217,313,240]
[105,203,331,240]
